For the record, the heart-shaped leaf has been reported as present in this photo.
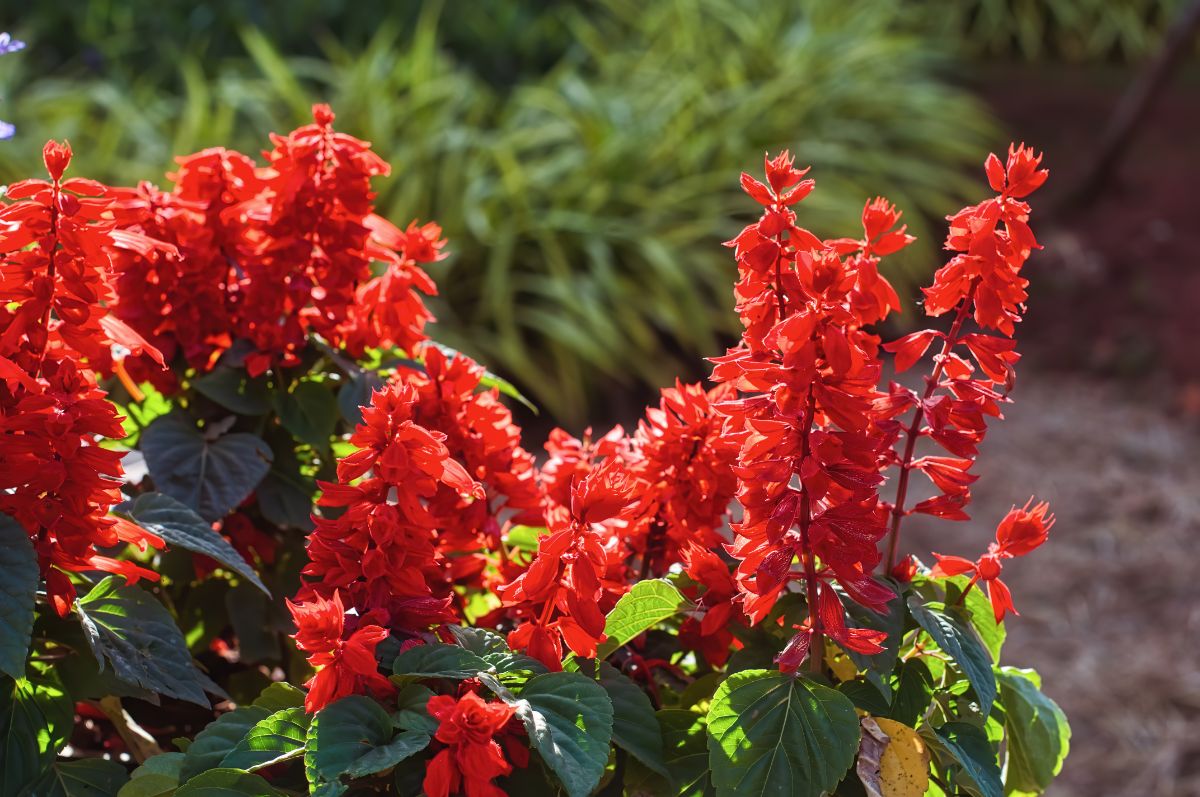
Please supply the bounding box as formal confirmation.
[141,411,272,522]
[24,758,130,796]
[512,672,613,797]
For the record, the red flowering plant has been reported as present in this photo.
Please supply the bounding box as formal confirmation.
[2,111,1068,797]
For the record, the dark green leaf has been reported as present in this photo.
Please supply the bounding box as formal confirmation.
[256,469,315,531]
[224,583,280,664]
[192,367,271,416]
[587,662,667,777]
[174,768,283,796]
[594,579,688,660]
[341,730,430,779]
[141,411,273,522]
[838,678,892,715]
[336,372,382,426]
[76,578,212,707]
[115,773,177,797]
[0,513,38,679]
[391,683,437,734]
[658,709,714,797]
[180,706,271,780]
[445,626,548,675]
[926,722,1003,797]
[997,668,1070,795]
[116,492,269,595]
[0,673,73,795]
[706,669,860,797]
[275,380,338,446]
[390,642,488,680]
[515,672,614,797]
[220,707,310,771]
[890,658,935,726]
[305,695,394,783]
[21,759,129,797]
[908,596,997,714]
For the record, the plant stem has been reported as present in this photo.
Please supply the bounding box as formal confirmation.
[883,280,978,572]
[797,388,824,676]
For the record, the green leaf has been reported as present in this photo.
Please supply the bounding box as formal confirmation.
[391,642,488,680]
[21,759,129,797]
[306,695,394,783]
[514,672,614,797]
[275,380,338,446]
[0,673,73,795]
[220,707,310,771]
[76,578,212,707]
[256,468,315,531]
[997,668,1070,795]
[391,683,437,734]
[116,774,177,797]
[116,492,269,595]
[946,577,1006,663]
[706,669,860,797]
[180,706,271,781]
[341,730,430,779]
[141,411,273,522]
[252,682,306,712]
[658,709,714,797]
[445,626,548,675]
[926,722,1003,797]
[192,367,271,416]
[0,513,38,680]
[908,596,997,714]
[174,768,283,796]
[586,662,667,777]
[594,579,688,660]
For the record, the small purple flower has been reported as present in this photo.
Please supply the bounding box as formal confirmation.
[0,121,13,140]
[0,33,25,56]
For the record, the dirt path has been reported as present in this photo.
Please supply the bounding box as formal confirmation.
[899,374,1200,797]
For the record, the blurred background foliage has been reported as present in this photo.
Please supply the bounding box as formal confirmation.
[0,0,1184,421]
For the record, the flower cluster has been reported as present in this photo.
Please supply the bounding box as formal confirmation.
[879,144,1049,572]
[294,380,482,653]
[109,104,441,385]
[0,141,168,614]
[710,152,912,671]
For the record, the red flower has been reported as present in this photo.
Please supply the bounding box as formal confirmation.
[931,499,1054,622]
[287,590,394,712]
[424,691,527,797]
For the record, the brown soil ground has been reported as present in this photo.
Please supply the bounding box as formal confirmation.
[904,61,1200,796]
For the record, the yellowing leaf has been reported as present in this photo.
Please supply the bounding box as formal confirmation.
[858,717,930,797]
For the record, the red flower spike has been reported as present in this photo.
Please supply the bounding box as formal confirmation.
[880,144,1046,572]
[712,152,901,673]
[287,591,394,712]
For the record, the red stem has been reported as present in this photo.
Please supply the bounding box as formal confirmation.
[797,388,824,675]
[883,280,978,572]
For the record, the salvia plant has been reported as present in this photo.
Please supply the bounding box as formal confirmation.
[0,105,1069,797]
